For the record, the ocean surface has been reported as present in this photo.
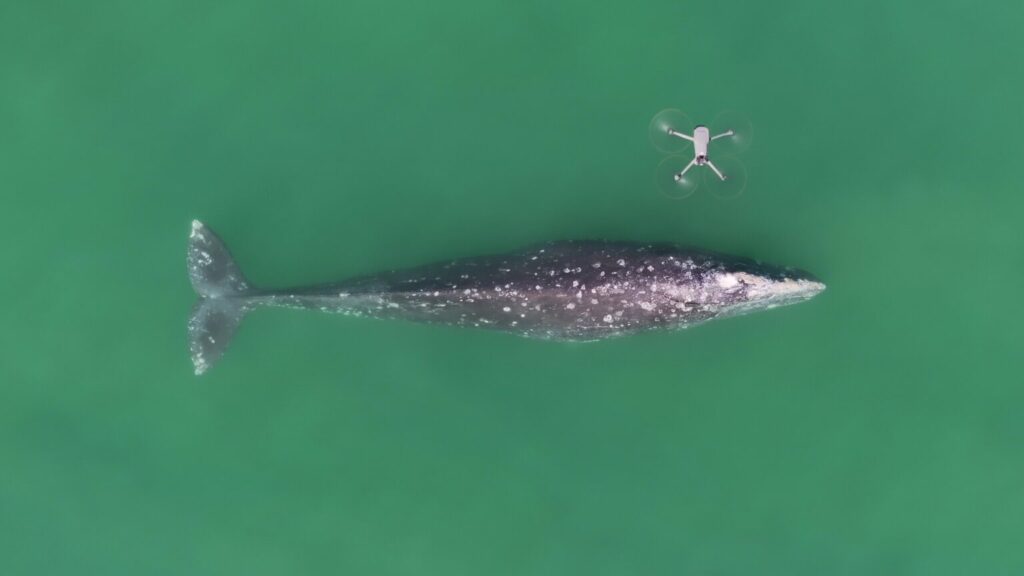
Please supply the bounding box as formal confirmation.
[3,1,1023,574]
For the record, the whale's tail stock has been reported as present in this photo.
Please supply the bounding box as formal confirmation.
[187,220,255,375]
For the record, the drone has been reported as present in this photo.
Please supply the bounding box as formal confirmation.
[665,124,734,183]
[648,109,752,199]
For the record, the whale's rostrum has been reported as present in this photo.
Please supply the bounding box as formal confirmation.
[187,220,825,375]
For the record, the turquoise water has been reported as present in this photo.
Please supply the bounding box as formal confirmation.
[3,0,1023,574]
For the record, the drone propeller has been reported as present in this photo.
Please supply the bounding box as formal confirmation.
[648,109,695,154]
[710,110,753,153]
[655,155,700,199]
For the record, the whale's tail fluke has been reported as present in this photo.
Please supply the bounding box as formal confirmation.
[188,297,250,375]
[187,220,255,375]
[188,220,252,298]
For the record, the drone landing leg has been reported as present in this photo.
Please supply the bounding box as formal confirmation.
[705,160,727,181]
[675,159,697,181]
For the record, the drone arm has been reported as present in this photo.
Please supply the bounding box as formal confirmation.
[710,130,735,141]
[705,160,727,181]
[676,158,697,179]
[667,129,694,142]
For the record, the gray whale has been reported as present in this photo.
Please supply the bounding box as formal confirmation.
[187,220,825,375]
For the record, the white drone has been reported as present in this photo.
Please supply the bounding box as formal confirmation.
[666,124,734,183]
[648,109,752,199]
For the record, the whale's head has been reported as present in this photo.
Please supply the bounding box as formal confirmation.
[703,255,826,318]
[654,250,825,321]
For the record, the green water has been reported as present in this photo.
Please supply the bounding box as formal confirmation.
[3,1,1023,574]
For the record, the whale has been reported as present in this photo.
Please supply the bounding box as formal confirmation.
[187,220,825,375]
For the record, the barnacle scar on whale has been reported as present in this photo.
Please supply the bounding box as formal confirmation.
[187,220,825,375]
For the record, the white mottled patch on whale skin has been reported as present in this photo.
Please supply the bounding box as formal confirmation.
[717,273,739,289]
[190,220,205,240]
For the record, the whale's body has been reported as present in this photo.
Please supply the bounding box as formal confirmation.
[187,221,825,374]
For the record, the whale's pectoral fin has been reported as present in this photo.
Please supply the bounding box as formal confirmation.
[188,297,250,375]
